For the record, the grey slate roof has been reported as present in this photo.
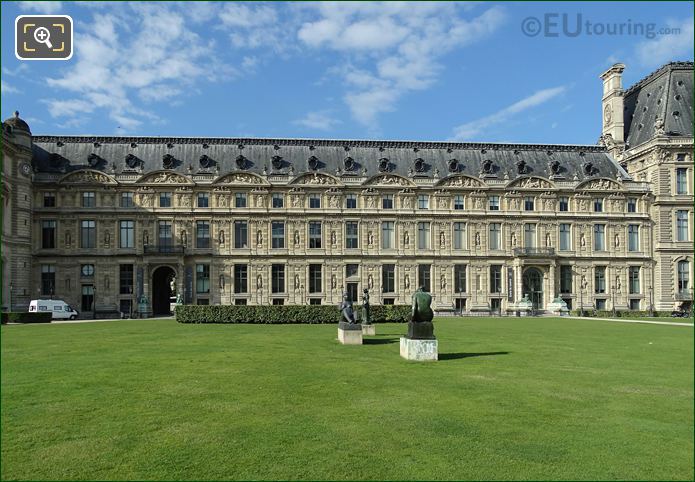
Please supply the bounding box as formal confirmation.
[623,61,693,148]
[29,136,626,184]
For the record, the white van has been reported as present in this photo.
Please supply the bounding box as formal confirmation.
[29,300,79,320]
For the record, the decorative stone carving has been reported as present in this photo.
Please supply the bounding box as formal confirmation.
[141,171,189,184]
[576,178,622,191]
[61,170,115,185]
[363,174,411,186]
[215,173,264,185]
[437,175,484,188]
[508,177,554,190]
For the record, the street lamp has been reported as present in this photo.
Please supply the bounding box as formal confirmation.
[458,287,463,316]
[129,286,134,319]
[8,282,13,312]
[648,285,654,317]
[611,284,617,317]
[93,286,97,319]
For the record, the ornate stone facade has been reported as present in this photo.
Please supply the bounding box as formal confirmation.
[1,62,692,316]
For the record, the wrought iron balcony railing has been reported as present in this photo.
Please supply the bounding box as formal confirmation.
[144,244,185,255]
[513,247,555,257]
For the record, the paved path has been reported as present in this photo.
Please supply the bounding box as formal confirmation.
[567,316,693,327]
[6,316,171,325]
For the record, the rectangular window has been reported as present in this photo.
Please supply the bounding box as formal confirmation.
[678,261,690,294]
[272,299,285,306]
[454,195,464,210]
[382,264,395,293]
[309,264,322,293]
[235,193,247,208]
[382,195,394,209]
[272,193,284,208]
[453,222,466,250]
[119,264,134,295]
[677,211,689,241]
[524,223,536,248]
[594,224,605,251]
[309,194,321,209]
[559,196,569,212]
[345,222,359,249]
[627,198,637,213]
[489,223,501,250]
[309,222,322,249]
[628,225,639,252]
[417,222,430,249]
[82,192,96,208]
[158,221,172,248]
[120,192,134,208]
[345,194,357,209]
[676,168,688,194]
[41,264,55,295]
[383,298,395,305]
[629,299,640,310]
[81,285,94,312]
[489,196,500,211]
[381,222,394,249]
[119,220,135,248]
[560,265,572,294]
[418,265,431,292]
[594,266,606,294]
[677,153,687,162]
[233,265,247,294]
[43,192,56,207]
[629,266,640,294]
[594,199,603,212]
[197,193,209,208]
[234,221,248,249]
[159,192,172,208]
[559,224,571,251]
[80,220,96,248]
[524,196,535,211]
[233,299,245,306]
[196,221,210,249]
[271,264,285,294]
[271,221,285,249]
[196,264,210,294]
[309,299,321,305]
[345,264,359,279]
[595,299,606,310]
[418,195,429,209]
[42,220,56,249]
[490,265,502,293]
[455,265,467,293]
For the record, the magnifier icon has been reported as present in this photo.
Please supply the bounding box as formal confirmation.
[33,27,53,49]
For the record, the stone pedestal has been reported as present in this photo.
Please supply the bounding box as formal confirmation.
[361,324,375,335]
[400,337,438,361]
[407,321,435,339]
[338,322,363,345]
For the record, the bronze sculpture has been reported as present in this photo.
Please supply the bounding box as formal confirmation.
[361,288,371,325]
[339,292,357,324]
[408,286,435,339]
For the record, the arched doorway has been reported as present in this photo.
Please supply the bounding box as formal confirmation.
[522,267,543,312]
[152,266,176,316]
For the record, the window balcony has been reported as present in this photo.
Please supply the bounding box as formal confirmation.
[675,291,693,301]
[144,244,185,255]
[513,247,555,257]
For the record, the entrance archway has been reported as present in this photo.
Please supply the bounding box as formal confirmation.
[522,267,543,312]
[152,266,176,315]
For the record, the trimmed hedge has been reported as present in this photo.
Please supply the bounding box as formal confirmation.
[176,304,411,324]
[572,309,671,318]
[1,312,52,324]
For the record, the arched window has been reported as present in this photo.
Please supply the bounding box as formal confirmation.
[677,260,690,294]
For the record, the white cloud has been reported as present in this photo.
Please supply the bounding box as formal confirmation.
[450,86,566,141]
[297,3,507,129]
[293,111,342,131]
[16,1,63,14]
[635,17,694,68]
[1,80,21,95]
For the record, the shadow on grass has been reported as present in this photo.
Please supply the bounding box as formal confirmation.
[363,337,399,345]
[439,351,510,360]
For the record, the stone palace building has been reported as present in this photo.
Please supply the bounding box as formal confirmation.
[2,61,693,317]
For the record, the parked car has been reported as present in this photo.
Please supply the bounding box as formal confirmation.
[28,299,79,320]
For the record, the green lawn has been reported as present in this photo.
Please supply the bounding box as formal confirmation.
[2,317,693,480]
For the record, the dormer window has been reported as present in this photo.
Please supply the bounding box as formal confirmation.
[162,154,176,169]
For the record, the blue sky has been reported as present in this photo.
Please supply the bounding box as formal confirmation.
[1,1,693,144]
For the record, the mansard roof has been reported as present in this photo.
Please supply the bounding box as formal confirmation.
[31,136,627,184]
[623,61,693,148]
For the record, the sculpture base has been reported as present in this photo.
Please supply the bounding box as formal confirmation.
[361,324,375,335]
[407,321,435,340]
[400,337,438,361]
[338,322,363,345]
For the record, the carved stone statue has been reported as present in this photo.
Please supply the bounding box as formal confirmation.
[331,274,337,290]
[176,293,183,305]
[104,230,110,245]
[440,274,446,290]
[614,233,620,248]
[181,230,187,247]
[294,231,300,246]
[339,292,357,324]
[144,230,149,245]
[257,274,262,289]
[331,231,336,245]
[404,274,410,289]
[219,229,225,244]
[475,232,481,247]
[439,232,445,248]
[545,233,551,247]
[368,274,374,290]
[404,231,410,246]
[294,274,300,290]
[257,230,263,246]
[169,276,177,296]
[368,231,374,246]
[361,289,371,325]
[511,232,517,247]
[580,233,586,247]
